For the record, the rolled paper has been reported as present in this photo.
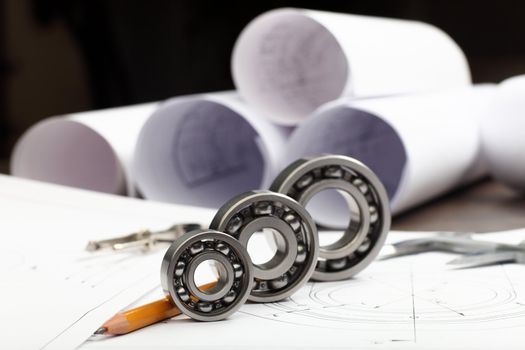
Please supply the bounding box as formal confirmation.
[232,8,471,125]
[133,92,288,208]
[481,75,525,191]
[11,103,158,195]
[282,86,495,227]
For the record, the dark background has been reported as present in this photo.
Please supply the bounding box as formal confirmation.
[1,0,525,171]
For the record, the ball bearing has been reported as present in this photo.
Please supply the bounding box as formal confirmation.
[161,229,254,321]
[270,155,391,281]
[210,190,319,302]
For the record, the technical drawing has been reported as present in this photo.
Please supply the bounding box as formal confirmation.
[240,257,525,343]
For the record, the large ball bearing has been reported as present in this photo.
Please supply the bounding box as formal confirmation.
[161,229,254,321]
[210,190,319,302]
[270,155,390,281]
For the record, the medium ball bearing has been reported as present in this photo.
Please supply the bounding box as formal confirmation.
[210,190,319,302]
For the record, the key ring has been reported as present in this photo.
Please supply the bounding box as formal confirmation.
[210,190,319,302]
[270,154,390,281]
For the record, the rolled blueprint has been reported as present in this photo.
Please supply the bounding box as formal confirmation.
[282,86,495,227]
[232,8,471,126]
[133,92,288,208]
[481,75,525,191]
[11,103,158,195]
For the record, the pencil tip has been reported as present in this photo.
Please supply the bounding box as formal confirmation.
[94,327,108,335]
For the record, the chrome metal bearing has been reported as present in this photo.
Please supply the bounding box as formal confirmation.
[270,155,391,281]
[210,190,319,302]
[161,229,254,321]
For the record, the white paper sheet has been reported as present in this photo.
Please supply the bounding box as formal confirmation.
[232,8,471,125]
[133,92,288,208]
[10,103,159,196]
[0,175,215,350]
[481,75,525,191]
[82,229,525,350]
[281,86,495,227]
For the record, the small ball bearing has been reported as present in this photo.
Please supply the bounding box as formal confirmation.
[270,155,391,281]
[210,190,319,302]
[161,229,254,321]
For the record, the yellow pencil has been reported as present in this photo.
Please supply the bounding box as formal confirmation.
[95,281,217,335]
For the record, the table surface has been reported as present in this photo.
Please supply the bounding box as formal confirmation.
[393,178,525,233]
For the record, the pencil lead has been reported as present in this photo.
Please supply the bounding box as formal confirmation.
[93,327,108,335]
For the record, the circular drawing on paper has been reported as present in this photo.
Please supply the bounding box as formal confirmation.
[240,266,525,333]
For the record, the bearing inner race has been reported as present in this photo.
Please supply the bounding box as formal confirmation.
[297,179,370,260]
[185,252,234,302]
[237,216,298,280]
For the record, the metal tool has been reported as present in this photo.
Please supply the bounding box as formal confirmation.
[270,154,390,281]
[210,190,319,302]
[448,251,525,268]
[86,223,202,252]
[380,234,525,259]
[380,233,525,268]
[161,229,254,321]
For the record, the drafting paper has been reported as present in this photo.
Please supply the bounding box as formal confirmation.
[10,103,158,196]
[282,86,495,227]
[481,75,525,190]
[133,92,288,208]
[82,229,525,350]
[0,175,215,350]
[232,8,471,125]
